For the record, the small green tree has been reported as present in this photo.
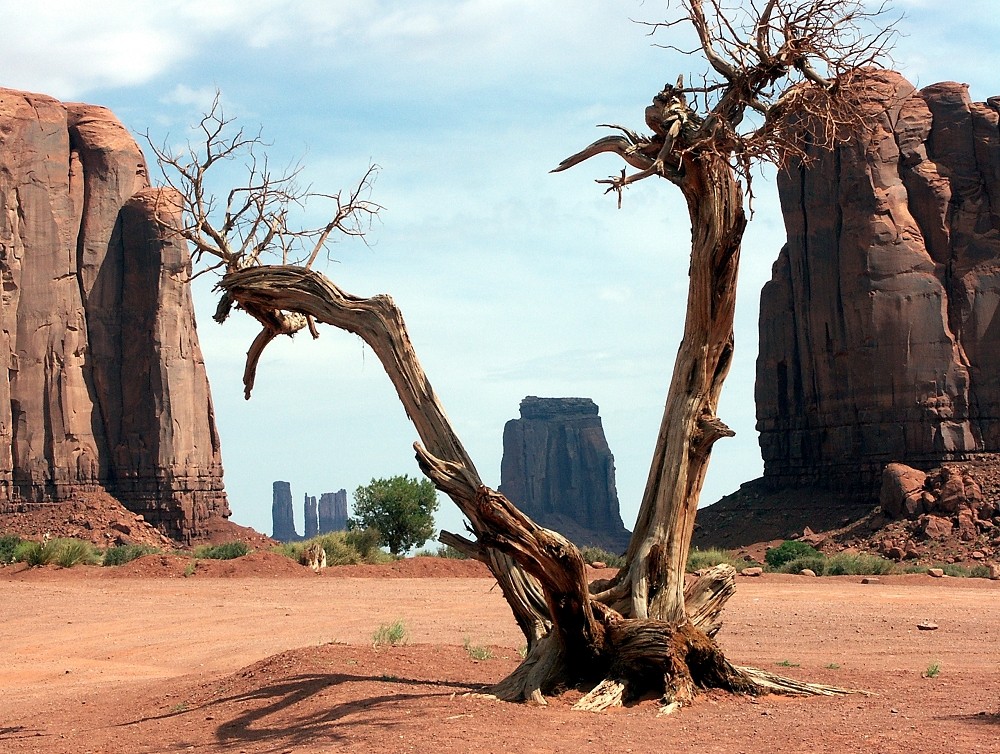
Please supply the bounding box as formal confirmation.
[350,475,438,555]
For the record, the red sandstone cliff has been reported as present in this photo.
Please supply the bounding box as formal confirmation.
[756,71,1000,493]
[0,88,228,541]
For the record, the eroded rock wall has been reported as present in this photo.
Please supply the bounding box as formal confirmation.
[757,71,1000,493]
[499,396,631,552]
[319,489,348,534]
[0,88,228,540]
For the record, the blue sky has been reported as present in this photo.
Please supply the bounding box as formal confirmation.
[4,1,999,540]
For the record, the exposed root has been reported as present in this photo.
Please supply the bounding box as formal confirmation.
[734,666,861,696]
[573,679,625,712]
[490,634,565,705]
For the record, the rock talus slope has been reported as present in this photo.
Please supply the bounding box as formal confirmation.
[0,88,228,541]
[757,71,1000,493]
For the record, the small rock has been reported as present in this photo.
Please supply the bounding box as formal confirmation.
[916,621,938,631]
[589,561,607,569]
[927,568,945,578]
[989,564,1000,580]
[800,568,817,577]
[971,551,985,560]
[740,567,764,577]
[861,577,880,584]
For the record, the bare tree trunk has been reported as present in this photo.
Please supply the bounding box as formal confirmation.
[621,154,744,623]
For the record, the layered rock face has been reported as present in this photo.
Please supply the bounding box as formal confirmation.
[499,396,631,552]
[319,489,348,533]
[0,89,228,540]
[757,71,1000,494]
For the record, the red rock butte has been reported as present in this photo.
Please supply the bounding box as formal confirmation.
[0,88,228,542]
[756,71,1000,494]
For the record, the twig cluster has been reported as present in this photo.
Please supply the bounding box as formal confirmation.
[146,91,382,278]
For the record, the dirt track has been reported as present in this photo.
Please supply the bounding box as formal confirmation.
[2,561,998,753]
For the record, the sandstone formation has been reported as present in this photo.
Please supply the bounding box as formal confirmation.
[757,71,1000,494]
[319,489,348,534]
[0,88,228,541]
[499,396,631,552]
[271,481,298,541]
[304,494,318,539]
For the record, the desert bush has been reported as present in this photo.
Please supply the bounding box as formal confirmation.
[103,544,161,566]
[823,552,896,576]
[765,540,821,569]
[14,540,52,566]
[0,534,22,563]
[779,555,829,574]
[345,527,383,559]
[274,532,393,567]
[52,539,100,567]
[579,546,625,569]
[687,548,754,572]
[372,619,407,647]
[193,541,251,560]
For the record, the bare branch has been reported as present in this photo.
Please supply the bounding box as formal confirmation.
[146,92,383,277]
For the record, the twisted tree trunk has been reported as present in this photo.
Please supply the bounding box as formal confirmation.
[216,158,846,707]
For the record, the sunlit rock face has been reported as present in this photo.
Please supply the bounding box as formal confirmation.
[500,396,631,553]
[0,88,228,541]
[757,71,1000,494]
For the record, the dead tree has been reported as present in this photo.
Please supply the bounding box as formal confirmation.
[151,0,895,713]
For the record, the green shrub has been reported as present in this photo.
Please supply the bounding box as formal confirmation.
[779,555,829,574]
[687,548,754,572]
[52,539,100,567]
[0,534,22,564]
[579,546,625,569]
[15,540,52,566]
[345,527,383,559]
[192,541,251,560]
[765,540,820,569]
[103,544,160,566]
[372,619,407,647]
[823,552,896,576]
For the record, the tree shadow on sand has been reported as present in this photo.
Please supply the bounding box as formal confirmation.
[121,671,488,750]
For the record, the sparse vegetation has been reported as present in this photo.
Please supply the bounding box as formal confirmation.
[765,541,821,569]
[183,561,197,577]
[687,548,755,572]
[0,533,23,563]
[924,662,941,678]
[10,537,100,567]
[103,544,161,567]
[372,620,408,647]
[463,637,493,661]
[274,531,392,567]
[579,546,625,569]
[53,539,100,567]
[775,660,801,668]
[824,663,841,670]
[192,541,251,560]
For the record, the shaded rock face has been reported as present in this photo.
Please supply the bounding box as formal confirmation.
[0,89,228,541]
[757,71,1000,494]
[271,481,297,541]
[304,494,318,539]
[499,396,631,552]
[319,489,348,534]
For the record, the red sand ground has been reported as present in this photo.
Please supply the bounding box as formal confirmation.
[2,556,998,754]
